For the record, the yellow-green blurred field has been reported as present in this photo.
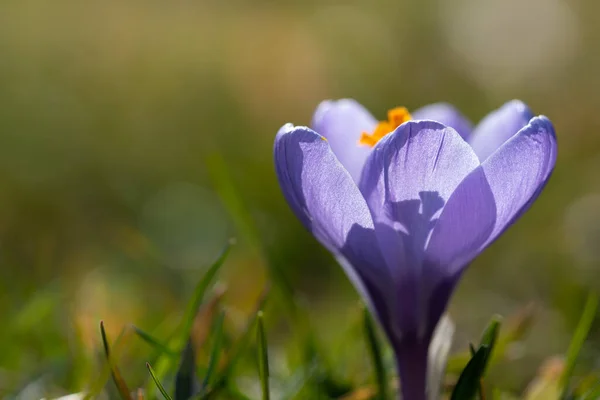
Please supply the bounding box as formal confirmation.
[1,0,600,398]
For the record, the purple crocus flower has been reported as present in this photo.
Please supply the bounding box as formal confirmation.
[274,99,556,400]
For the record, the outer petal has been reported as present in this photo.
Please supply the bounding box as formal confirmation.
[481,115,557,242]
[422,116,555,337]
[274,123,372,252]
[358,121,480,336]
[412,103,473,140]
[425,168,496,275]
[274,123,397,336]
[469,100,534,162]
[421,167,497,334]
[311,99,377,183]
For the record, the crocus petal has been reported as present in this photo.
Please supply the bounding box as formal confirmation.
[426,115,555,274]
[469,100,534,162]
[481,115,557,243]
[358,121,480,335]
[311,99,377,183]
[412,103,473,140]
[425,168,496,274]
[273,123,395,333]
[413,116,555,338]
[274,123,371,252]
[421,167,497,333]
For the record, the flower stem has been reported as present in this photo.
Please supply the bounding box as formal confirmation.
[395,338,429,400]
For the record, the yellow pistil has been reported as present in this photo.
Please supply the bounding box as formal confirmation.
[359,106,412,147]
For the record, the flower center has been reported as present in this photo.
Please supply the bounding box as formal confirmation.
[359,107,412,147]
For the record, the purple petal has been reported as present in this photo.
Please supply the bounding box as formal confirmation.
[311,99,377,183]
[410,116,556,338]
[274,123,371,251]
[358,121,480,335]
[421,168,497,334]
[425,169,496,275]
[481,115,557,243]
[273,123,396,334]
[469,100,534,162]
[412,103,473,140]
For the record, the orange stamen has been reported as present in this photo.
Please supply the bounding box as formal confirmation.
[359,106,412,147]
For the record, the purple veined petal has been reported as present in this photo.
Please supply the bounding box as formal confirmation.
[421,167,497,335]
[274,123,371,251]
[273,123,397,336]
[413,116,556,339]
[311,99,377,183]
[412,103,473,141]
[336,254,402,344]
[481,115,557,243]
[425,167,497,274]
[468,100,534,162]
[358,120,480,336]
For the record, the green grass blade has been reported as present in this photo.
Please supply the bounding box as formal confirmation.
[100,321,133,400]
[146,242,233,395]
[480,316,502,346]
[175,340,200,400]
[85,323,132,400]
[257,311,270,400]
[202,310,226,389]
[147,362,174,400]
[479,316,502,374]
[363,307,388,400]
[560,292,599,396]
[447,305,534,374]
[132,325,178,357]
[451,318,502,400]
[451,346,488,400]
[182,241,233,343]
[199,289,269,399]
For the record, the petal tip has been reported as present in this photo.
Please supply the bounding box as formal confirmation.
[311,100,333,126]
[411,102,474,140]
[277,122,296,136]
[276,124,325,144]
[371,120,464,153]
[413,102,456,115]
[525,115,557,140]
[505,99,534,120]
[311,98,362,127]
[312,97,369,117]
[335,98,362,109]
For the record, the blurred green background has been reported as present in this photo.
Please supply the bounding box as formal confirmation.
[1,0,599,397]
